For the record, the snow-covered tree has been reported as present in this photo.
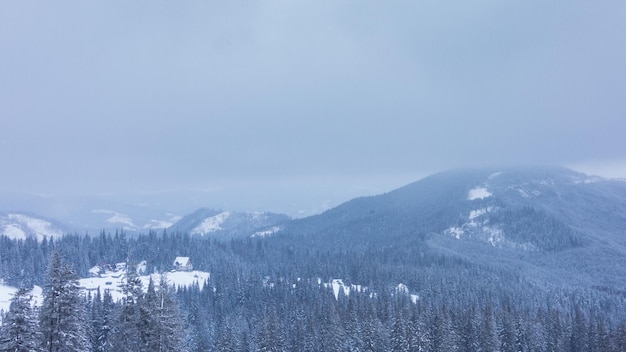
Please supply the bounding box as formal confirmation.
[0,287,42,352]
[90,288,116,352]
[111,260,143,352]
[39,251,90,352]
[142,274,187,352]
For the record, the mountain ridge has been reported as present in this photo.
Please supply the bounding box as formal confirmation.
[268,166,626,292]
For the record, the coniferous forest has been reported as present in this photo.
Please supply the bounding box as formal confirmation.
[1,230,626,351]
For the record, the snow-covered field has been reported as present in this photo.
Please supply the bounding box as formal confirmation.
[80,267,210,302]
[0,284,43,322]
[0,283,16,316]
[0,267,209,319]
[467,186,492,200]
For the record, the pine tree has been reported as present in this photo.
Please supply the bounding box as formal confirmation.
[0,287,42,352]
[139,274,187,352]
[391,313,410,352]
[138,277,158,351]
[111,260,143,352]
[39,251,90,352]
[90,288,115,352]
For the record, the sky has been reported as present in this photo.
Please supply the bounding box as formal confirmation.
[1,1,626,215]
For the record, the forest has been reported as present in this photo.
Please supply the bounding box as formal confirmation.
[1,230,626,351]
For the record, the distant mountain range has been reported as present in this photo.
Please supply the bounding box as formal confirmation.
[3,166,626,294]
[167,208,290,239]
[3,166,626,350]
[269,166,626,291]
[0,192,293,239]
[0,211,67,241]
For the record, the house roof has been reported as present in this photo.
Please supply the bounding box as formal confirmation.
[173,256,191,266]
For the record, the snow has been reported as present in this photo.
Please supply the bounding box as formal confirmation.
[89,266,101,276]
[8,214,62,237]
[251,226,280,238]
[0,213,64,241]
[467,187,492,200]
[143,220,174,229]
[517,188,541,198]
[0,284,43,322]
[92,210,137,230]
[488,171,503,179]
[396,283,409,294]
[484,227,504,246]
[329,279,351,300]
[469,207,493,220]
[173,257,190,268]
[191,211,231,234]
[79,267,210,302]
[0,283,16,317]
[445,226,464,239]
[445,206,505,246]
[31,285,43,306]
[136,260,147,275]
[1,224,26,240]
[394,283,418,304]
[142,213,181,230]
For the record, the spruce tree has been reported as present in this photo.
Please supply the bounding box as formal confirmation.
[136,274,187,352]
[111,260,143,352]
[153,274,187,351]
[39,251,90,352]
[90,288,115,352]
[0,287,42,352]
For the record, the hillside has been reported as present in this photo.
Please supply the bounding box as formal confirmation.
[0,212,67,241]
[167,208,290,239]
[273,167,626,291]
[2,167,626,351]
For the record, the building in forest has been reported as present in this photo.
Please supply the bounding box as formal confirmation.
[173,256,193,271]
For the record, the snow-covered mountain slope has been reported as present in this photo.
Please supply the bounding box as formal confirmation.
[0,193,184,235]
[90,209,181,232]
[0,193,293,236]
[168,208,290,239]
[0,212,67,241]
[276,166,626,291]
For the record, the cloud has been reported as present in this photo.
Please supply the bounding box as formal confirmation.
[1,0,625,201]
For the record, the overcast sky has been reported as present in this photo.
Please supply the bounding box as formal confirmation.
[2,1,626,214]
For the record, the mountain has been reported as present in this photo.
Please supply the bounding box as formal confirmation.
[3,166,626,350]
[0,211,68,241]
[274,166,626,291]
[0,193,184,234]
[167,208,290,239]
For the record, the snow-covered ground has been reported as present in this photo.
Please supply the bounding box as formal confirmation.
[92,209,137,230]
[319,278,418,303]
[0,284,43,323]
[0,266,209,319]
[80,267,210,302]
[444,206,505,246]
[142,213,182,230]
[0,213,64,241]
[191,211,231,234]
[251,226,281,238]
[467,187,492,200]
[0,283,16,316]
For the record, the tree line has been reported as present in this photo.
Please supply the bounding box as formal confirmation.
[1,231,626,351]
[1,251,186,352]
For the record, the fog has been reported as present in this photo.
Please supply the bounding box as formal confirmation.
[2,1,625,214]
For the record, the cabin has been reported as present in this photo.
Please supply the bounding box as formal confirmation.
[173,256,193,271]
